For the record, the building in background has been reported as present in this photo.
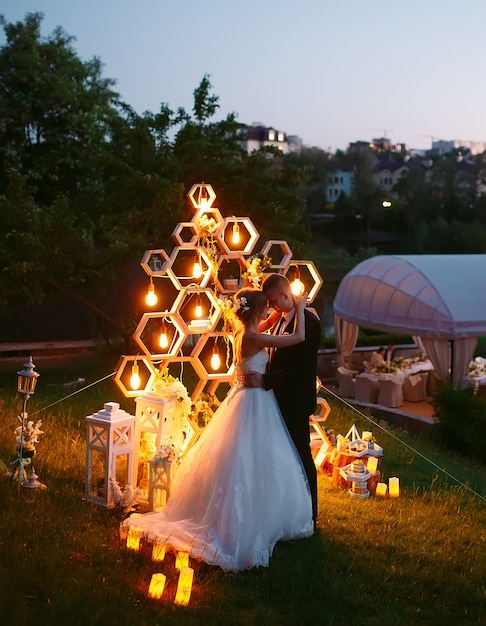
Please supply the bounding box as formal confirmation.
[241,122,302,154]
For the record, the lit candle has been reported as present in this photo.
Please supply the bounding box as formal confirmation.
[367,456,379,473]
[174,566,194,607]
[375,482,387,496]
[148,573,166,600]
[152,540,166,562]
[389,477,400,497]
[175,551,190,570]
[126,526,141,551]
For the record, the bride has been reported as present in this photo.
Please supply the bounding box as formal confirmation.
[122,287,314,571]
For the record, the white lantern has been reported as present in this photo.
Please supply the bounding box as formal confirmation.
[133,393,193,503]
[85,402,136,507]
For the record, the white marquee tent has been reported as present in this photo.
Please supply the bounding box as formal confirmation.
[333,254,486,384]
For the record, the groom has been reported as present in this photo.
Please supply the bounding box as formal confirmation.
[247,273,321,523]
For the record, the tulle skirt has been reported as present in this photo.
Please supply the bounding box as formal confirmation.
[122,385,313,571]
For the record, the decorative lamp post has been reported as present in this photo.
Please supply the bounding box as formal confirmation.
[16,356,40,495]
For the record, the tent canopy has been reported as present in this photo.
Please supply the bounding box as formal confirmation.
[333,254,486,340]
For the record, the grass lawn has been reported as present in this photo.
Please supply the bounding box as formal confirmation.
[0,352,485,625]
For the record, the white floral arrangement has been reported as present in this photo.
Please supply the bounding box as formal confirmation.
[14,414,43,457]
[11,413,44,480]
[109,478,141,512]
[152,444,179,466]
[241,254,271,288]
[197,214,217,235]
[151,368,192,429]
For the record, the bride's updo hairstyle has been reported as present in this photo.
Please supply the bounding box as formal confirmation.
[233,288,267,325]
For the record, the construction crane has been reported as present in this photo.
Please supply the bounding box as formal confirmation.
[417,134,441,143]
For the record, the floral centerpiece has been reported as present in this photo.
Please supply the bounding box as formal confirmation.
[241,253,272,288]
[391,356,406,370]
[375,361,398,374]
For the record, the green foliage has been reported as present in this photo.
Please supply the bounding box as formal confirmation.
[432,383,486,460]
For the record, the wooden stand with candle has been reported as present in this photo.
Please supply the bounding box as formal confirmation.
[331,450,354,488]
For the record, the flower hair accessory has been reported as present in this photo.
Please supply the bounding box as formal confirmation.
[233,296,250,313]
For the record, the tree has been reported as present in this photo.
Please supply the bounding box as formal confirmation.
[0,13,119,207]
[0,13,125,320]
[0,20,311,339]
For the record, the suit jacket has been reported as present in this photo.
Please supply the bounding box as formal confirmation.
[263,308,321,420]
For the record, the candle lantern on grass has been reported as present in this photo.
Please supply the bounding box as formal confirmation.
[389,477,400,497]
[148,447,173,512]
[85,402,136,508]
[148,573,166,600]
[174,566,194,606]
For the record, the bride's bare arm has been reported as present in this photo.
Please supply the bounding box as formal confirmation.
[258,310,280,334]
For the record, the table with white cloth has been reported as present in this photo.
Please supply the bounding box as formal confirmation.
[357,360,434,407]
[361,360,433,381]
[466,373,486,390]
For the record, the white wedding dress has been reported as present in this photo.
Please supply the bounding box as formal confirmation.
[122,349,313,571]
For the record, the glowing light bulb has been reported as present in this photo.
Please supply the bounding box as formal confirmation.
[210,345,221,371]
[193,254,202,279]
[291,278,305,296]
[231,218,240,245]
[195,294,203,318]
[159,321,169,349]
[130,362,141,390]
[145,279,158,306]
[290,267,305,296]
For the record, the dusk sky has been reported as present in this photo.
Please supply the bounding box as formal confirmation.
[2,1,485,152]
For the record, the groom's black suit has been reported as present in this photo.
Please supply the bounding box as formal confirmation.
[263,308,321,522]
